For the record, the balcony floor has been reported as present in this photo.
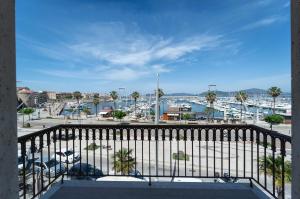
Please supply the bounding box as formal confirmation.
[42,178,270,199]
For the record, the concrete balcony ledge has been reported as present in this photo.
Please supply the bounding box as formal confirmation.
[41,178,271,199]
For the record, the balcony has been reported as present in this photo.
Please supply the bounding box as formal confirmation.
[17,124,291,199]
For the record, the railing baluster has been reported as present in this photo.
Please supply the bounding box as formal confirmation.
[72,128,75,169]
[79,128,82,177]
[85,129,89,177]
[148,128,151,179]
[47,132,51,184]
[106,129,109,176]
[198,129,201,177]
[280,139,286,199]
[92,129,96,176]
[20,141,27,199]
[113,129,116,176]
[162,128,165,176]
[206,129,208,177]
[220,129,224,177]
[243,129,246,178]
[169,129,172,177]
[141,129,144,176]
[155,128,158,177]
[31,138,36,197]
[272,136,276,196]
[99,128,103,172]
[127,128,130,176]
[213,129,216,177]
[235,129,238,177]
[228,129,231,177]
[184,129,187,177]
[264,134,267,188]
[256,131,260,183]
[134,129,137,175]
[66,129,69,175]
[250,129,254,179]
[39,134,44,191]
[120,128,123,176]
[191,129,194,177]
[176,129,179,176]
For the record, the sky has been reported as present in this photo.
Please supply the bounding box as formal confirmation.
[16,0,291,94]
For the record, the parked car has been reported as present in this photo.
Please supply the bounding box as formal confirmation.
[17,150,37,175]
[128,170,144,180]
[68,163,103,180]
[52,148,80,164]
[52,133,77,141]
[30,157,65,178]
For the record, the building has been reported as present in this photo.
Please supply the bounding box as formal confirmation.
[162,105,195,121]
[47,91,57,100]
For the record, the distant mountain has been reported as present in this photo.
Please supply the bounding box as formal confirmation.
[199,88,291,97]
[164,93,198,96]
[145,88,290,98]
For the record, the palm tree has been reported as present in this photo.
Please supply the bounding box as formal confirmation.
[93,97,100,117]
[131,91,140,116]
[259,155,291,198]
[110,91,118,110]
[235,91,248,121]
[112,148,135,175]
[205,91,216,122]
[268,87,282,114]
[20,108,34,121]
[73,91,82,104]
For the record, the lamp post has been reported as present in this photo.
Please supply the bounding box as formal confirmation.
[155,73,160,125]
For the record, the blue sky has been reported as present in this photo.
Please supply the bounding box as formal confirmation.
[16,0,291,94]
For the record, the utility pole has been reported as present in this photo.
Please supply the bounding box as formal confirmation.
[155,73,160,125]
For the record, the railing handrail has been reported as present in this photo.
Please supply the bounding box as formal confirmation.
[18,124,291,142]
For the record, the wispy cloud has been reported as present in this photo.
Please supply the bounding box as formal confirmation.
[283,1,290,8]
[240,15,285,31]
[22,22,226,82]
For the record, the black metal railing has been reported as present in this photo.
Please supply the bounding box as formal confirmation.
[17,124,291,199]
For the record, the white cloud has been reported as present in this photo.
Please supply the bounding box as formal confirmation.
[240,16,285,31]
[283,1,290,8]
[23,22,229,82]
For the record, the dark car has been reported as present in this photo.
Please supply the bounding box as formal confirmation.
[129,170,144,180]
[52,133,77,141]
[68,163,103,180]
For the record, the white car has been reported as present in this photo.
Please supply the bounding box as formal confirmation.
[52,149,80,164]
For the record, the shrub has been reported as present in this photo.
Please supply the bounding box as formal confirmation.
[84,143,100,150]
[264,114,284,130]
[113,110,126,121]
[173,151,189,161]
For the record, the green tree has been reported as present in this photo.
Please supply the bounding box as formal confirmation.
[204,107,214,122]
[268,87,282,114]
[182,113,191,124]
[73,91,82,104]
[93,97,100,117]
[131,91,140,116]
[235,91,248,121]
[113,110,126,122]
[157,88,164,99]
[112,148,135,175]
[110,91,118,110]
[82,108,91,116]
[205,91,216,122]
[264,114,284,130]
[20,108,34,122]
[259,155,291,199]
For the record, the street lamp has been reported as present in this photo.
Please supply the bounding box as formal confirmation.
[155,73,160,125]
